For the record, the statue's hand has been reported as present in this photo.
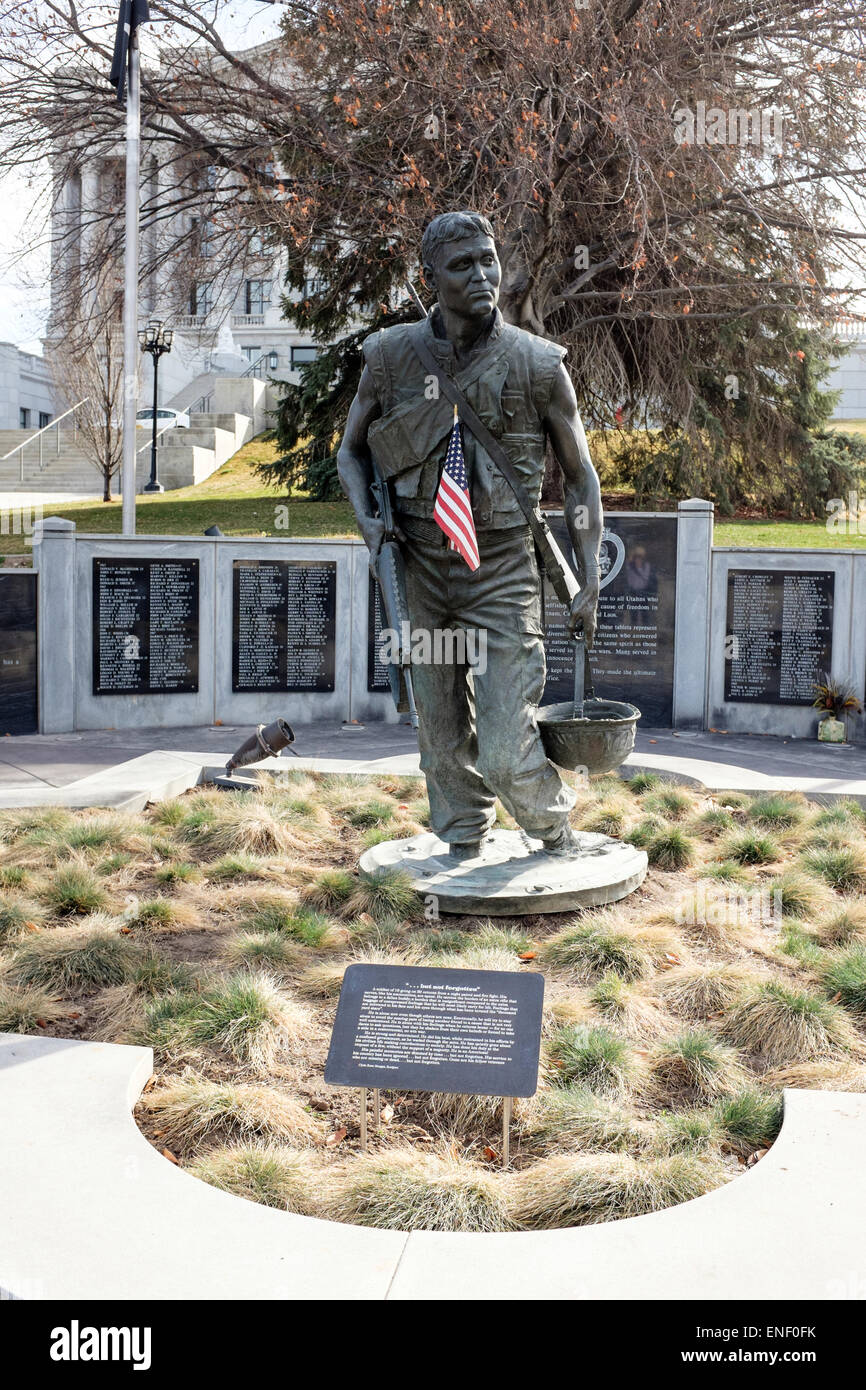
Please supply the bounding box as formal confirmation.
[360,516,386,561]
[567,583,599,648]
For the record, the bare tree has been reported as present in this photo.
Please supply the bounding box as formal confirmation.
[48,260,128,501]
[2,1,866,510]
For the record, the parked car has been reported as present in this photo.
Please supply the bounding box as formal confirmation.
[136,407,190,429]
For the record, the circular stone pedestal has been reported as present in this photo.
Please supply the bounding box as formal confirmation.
[359,828,648,916]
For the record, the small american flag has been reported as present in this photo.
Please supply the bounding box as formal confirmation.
[433,405,479,571]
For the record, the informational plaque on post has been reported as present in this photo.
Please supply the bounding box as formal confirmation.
[543,515,678,725]
[325,963,544,1097]
[0,573,37,735]
[232,558,336,694]
[724,568,834,704]
[92,558,199,695]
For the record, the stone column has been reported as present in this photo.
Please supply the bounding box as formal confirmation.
[672,498,714,729]
[35,517,77,733]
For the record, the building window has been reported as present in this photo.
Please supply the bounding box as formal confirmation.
[244,280,270,315]
[241,346,262,365]
[291,346,318,369]
[19,408,30,430]
[39,412,52,429]
[189,282,210,317]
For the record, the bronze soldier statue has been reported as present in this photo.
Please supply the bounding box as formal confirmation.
[337,211,603,859]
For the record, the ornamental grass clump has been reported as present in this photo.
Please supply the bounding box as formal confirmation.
[143,1075,325,1154]
[547,1024,635,1097]
[746,794,805,829]
[185,971,318,1071]
[723,981,858,1064]
[578,797,630,837]
[510,1152,724,1229]
[42,866,108,917]
[764,870,828,921]
[300,869,355,913]
[127,896,199,932]
[655,962,754,1019]
[91,953,197,1041]
[0,892,42,945]
[802,845,866,894]
[11,924,139,992]
[589,972,669,1039]
[821,945,866,1017]
[324,1149,514,1233]
[626,772,659,795]
[522,1085,651,1155]
[644,788,694,822]
[224,931,302,973]
[624,815,665,849]
[647,1029,745,1101]
[189,1143,319,1214]
[715,1088,783,1157]
[347,867,420,922]
[692,807,735,840]
[540,915,650,982]
[815,899,866,946]
[645,826,695,871]
[722,831,780,867]
[0,981,63,1032]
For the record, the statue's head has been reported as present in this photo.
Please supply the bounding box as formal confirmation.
[421,211,500,323]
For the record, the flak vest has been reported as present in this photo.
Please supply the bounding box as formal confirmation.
[362,310,566,530]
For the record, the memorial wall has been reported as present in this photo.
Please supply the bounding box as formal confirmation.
[709,549,865,741]
[27,510,865,742]
[0,571,37,735]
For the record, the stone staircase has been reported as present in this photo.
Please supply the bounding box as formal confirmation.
[0,430,102,494]
[0,373,268,494]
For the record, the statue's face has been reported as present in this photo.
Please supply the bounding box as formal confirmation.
[427,233,500,321]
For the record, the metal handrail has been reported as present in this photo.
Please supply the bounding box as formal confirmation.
[242,354,272,378]
[136,421,181,455]
[186,392,214,415]
[1,397,92,482]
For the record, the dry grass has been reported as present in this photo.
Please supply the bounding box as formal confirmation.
[655,963,756,1018]
[323,1147,515,1232]
[723,982,860,1065]
[510,1152,725,1229]
[189,1142,320,1213]
[4,772,866,1234]
[141,1074,326,1153]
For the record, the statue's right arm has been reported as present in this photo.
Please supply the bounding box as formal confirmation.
[337,366,386,552]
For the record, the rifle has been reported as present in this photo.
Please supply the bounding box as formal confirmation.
[369,463,419,730]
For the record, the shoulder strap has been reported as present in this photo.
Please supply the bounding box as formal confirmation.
[410,326,541,530]
[409,326,583,619]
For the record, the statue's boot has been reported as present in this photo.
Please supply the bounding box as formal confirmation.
[541,824,583,857]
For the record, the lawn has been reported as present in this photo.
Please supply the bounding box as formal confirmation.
[2,428,865,557]
[2,773,865,1232]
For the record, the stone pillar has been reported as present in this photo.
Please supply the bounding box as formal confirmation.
[35,517,76,733]
[672,498,714,729]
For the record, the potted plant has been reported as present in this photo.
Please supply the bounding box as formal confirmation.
[811,675,863,743]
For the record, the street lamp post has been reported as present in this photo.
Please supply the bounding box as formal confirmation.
[138,320,174,494]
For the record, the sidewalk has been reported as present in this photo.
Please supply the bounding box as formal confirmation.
[0,720,863,804]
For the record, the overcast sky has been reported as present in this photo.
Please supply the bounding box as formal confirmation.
[0,2,285,355]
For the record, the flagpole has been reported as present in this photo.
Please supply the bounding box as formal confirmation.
[121,25,140,536]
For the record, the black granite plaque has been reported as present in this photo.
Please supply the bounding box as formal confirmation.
[325,963,545,1097]
[0,572,37,734]
[543,515,678,725]
[367,574,392,693]
[232,559,336,694]
[724,568,834,705]
[92,558,199,695]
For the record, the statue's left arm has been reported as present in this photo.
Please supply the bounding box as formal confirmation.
[542,363,603,646]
